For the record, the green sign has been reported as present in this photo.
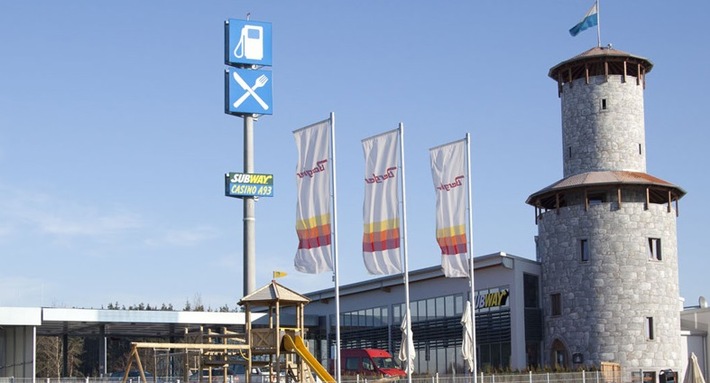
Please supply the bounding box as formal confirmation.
[225,172,274,198]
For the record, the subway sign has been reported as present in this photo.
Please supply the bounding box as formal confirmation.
[225,172,274,198]
[474,288,510,312]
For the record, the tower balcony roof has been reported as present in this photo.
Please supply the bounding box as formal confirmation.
[549,46,653,88]
[526,170,685,209]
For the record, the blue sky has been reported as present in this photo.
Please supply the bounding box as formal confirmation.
[1,1,708,310]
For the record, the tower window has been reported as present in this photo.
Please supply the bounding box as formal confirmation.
[551,293,562,316]
[649,238,662,260]
[580,239,589,262]
[639,143,643,155]
[601,98,608,110]
[568,146,572,159]
[645,317,655,340]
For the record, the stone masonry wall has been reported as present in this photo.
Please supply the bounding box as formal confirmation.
[561,75,647,177]
[538,201,682,378]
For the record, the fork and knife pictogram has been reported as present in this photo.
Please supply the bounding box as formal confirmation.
[232,72,269,110]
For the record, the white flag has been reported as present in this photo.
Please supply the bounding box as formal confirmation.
[362,129,402,275]
[293,120,334,274]
[430,139,469,277]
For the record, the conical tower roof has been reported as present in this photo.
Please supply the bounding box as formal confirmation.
[238,280,310,308]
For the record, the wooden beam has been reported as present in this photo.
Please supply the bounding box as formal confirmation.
[623,61,627,83]
[645,187,650,210]
[131,342,250,350]
[534,206,539,225]
[617,187,622,209]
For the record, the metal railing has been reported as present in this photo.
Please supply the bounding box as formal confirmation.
[1,371,623,383]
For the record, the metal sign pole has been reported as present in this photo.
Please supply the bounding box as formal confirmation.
[225,17,272,297]
[243,114,256,296]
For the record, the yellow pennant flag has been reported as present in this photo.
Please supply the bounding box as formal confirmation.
[273,271,288,279]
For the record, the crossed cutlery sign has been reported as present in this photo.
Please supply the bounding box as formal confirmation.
[233,72,269,110]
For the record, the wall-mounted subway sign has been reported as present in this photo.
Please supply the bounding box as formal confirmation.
[225,172,274,198]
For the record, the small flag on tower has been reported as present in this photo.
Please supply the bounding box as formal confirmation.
[273,271,287,279]
[569,2,599,37]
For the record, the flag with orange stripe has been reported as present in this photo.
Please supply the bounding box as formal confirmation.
[430,139,469,278]
[293,120,334,274]
[362,129,402,275]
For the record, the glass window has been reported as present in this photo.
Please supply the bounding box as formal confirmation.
[479,344,491,370]
[427,298,436,319]
[502,342,511,369]
[524,274,539,308]
[580,239,589,262]
[345,357,360,371]
[455,294,463,315]
[365,308,373,327]
[551,293,562,316]
[445,346,455,373]
[436,347,447,374]
[645,317,654,340]
[435,297,445,318]
[418,300,427,322]
[649,238,662,260]
[445,295,454,317]
[491,343,501,369]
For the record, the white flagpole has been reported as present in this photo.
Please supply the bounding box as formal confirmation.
[330,112,342,383]
[465,133,477,383]
[596,0,601,47]
[399,123,413,383]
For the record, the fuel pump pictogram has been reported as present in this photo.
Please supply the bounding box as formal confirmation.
[233,25,264,61]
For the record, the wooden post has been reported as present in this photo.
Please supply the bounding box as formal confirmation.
[617,187,622,209]
[645,187,650,210]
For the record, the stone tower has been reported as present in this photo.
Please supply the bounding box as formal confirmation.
[526,47,685,380]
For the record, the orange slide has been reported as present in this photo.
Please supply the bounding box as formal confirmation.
[282,334,336,383]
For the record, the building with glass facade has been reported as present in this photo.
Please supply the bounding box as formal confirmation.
[296,252,542,375]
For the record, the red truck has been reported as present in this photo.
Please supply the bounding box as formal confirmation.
[334,349,407,378]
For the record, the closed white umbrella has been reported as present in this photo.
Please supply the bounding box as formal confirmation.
[684,352,706,383]
[398,309,415,375]
[461,300,475,372]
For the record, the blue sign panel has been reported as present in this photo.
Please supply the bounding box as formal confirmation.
[225,19,272,67]
[225,172,274,198]
[225,68,273,115]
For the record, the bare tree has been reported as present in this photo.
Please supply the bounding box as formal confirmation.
[36,336,84,377]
